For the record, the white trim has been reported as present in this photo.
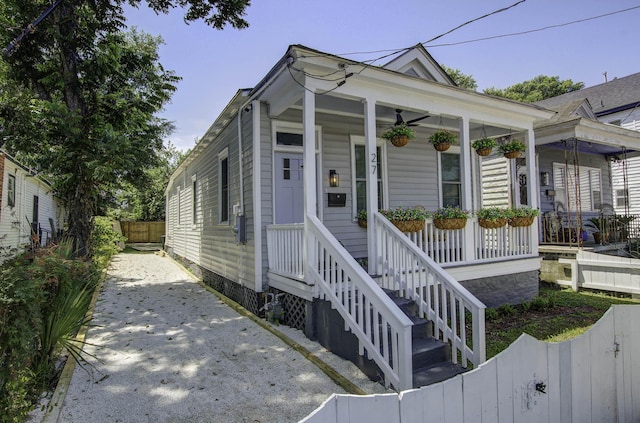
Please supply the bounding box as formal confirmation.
[349,135,388,219]
[445,256,541,281]
[438,145,462,207]
[252,100,263,293]
[271,120,323,222]
[218,148,230,224]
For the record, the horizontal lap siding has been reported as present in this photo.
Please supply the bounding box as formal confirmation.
[166,111,256,289]
[481,156,511,208]
[319,115,439,259]
[538,146,612,215]
[258,104,273,290]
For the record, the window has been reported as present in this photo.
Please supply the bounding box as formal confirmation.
[353,143,384,214]
[440,153,461,207]
[7,174,15,207]
[553,163,601,212]
[192,175,197,225]
[219,149,229,223]
[276,132,303,147]
[616,189,629,208]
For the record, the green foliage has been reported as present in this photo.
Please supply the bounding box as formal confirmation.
[485,308,499,321]
[379,205,430,222]
[510,206,541,218]
[0,245,99,422]
[92,216,125,268]
[441,65,478,90]
[428,130,457,146]
[497,303,516,316]
[483,75,584,103]
[475,207,510,222]
[498,140,527,154]
[471,137,497,150]
[433,206,469,219]
[380,124,415,141]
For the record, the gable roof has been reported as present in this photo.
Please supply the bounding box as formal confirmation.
[382,44,456,86]
[535,72,640,116]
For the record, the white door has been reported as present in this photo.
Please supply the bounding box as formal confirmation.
[275,152,304,224]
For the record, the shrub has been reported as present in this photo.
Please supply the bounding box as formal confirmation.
[92,216,126,268]
[485,308,499,321]
[497,303,516,316]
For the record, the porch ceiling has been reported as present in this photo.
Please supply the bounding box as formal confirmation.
[541,140,639,157]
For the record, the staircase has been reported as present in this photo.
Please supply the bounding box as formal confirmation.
[384,289,467,388]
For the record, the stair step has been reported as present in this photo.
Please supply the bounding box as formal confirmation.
[411,337,449,369]
[407,315,430,340]
[412,362,467,388]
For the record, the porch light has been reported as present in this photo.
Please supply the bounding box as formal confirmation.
[329,169,339,187]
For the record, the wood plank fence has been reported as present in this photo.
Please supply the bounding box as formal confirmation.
[301,305,640,423]
[119,221,165,243]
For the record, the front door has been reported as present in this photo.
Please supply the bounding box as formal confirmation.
[275,152,304,224]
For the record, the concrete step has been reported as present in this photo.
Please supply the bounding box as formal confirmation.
[411,337,449,369]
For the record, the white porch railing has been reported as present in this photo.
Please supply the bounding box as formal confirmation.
[472,218,535,260]
[375,212,486,368]
[266,223,304,279]
[405,219,466,264]
[404,217,536,264]
[306,215,414,391]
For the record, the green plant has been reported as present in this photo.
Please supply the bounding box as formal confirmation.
[485,308,499,321]
[379,205,430,221]
[432,206,469,220]
[584,217,605,232]
[498,139,527,154]
[92,216,126,269]
[497,303,516,316]
[428,130,457,146]
[355,210,367,220]
[471,137,497,150]
[475,207,511,222]
[510,206,540,218]
[380,124,415,141]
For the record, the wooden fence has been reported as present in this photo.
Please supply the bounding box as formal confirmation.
[119,221,165,243]
[301,305,640,423]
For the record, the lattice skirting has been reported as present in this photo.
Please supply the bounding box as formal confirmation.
[201,268,262,315]
[267,287,307,330]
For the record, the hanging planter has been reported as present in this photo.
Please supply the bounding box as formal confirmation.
[381,123,415,147]
[508,206,540,227]
[498,140,526,159]
[476,207,509,229]
[432,206,469,230]
[471,137,498,157]
[356,210,367,228]
[379,206,429,233]
[429,130,456,152]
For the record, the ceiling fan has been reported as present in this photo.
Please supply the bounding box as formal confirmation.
[394,109,431,126]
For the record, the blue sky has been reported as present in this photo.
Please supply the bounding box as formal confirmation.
[124,0,640,151]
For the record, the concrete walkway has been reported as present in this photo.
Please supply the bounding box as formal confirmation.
[50,252,386,423]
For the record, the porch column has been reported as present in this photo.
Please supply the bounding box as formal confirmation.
[459,116,474,261]
[364,98,378,275]
[303,86,317,283]
[525,127,540,256]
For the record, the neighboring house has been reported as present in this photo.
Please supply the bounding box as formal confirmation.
[535,73,640,216]
[0,150,64,261]
[164,44,554,390]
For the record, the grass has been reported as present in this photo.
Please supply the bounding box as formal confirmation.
[485,282,640,358]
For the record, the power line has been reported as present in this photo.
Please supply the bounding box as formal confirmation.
[425,5,640,48]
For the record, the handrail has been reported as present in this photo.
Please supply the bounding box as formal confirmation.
[306,214,414,390]
[374,212,486,368]
[266,223,305,279]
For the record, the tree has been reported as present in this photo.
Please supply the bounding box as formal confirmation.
[0,0,250,256]
[442,65,478,91]
[483,75,584,103]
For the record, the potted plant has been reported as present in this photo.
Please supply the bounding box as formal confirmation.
[471,137,498,156]
[508,206,540,227]
[432,206,469,230]
[498,140,526,159]
[380,205,430,232]
[428,130,457,152]
[381,123,415,147]
[585,217,607,244]
[356,209,368,228]
[475,207,510,229]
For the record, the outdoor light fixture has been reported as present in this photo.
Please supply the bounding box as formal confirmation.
[540,171,550,186]
[329,169,339,187]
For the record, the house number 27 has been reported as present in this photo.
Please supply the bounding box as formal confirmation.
[371,153,377,174]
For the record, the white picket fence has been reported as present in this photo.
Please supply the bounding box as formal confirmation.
[559,250,640,295]
[301,305,640,423]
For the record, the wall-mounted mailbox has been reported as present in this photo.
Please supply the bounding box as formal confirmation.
[546,189,556,197]
[328,193,346,207]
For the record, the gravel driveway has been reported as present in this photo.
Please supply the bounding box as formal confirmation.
[53,252,386,423]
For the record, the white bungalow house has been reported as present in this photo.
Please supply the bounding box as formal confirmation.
[0,149,65,261]
[164,44,554,390]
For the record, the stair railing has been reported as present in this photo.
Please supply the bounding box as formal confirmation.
[306,215,414,390]
[374,212,486,368]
